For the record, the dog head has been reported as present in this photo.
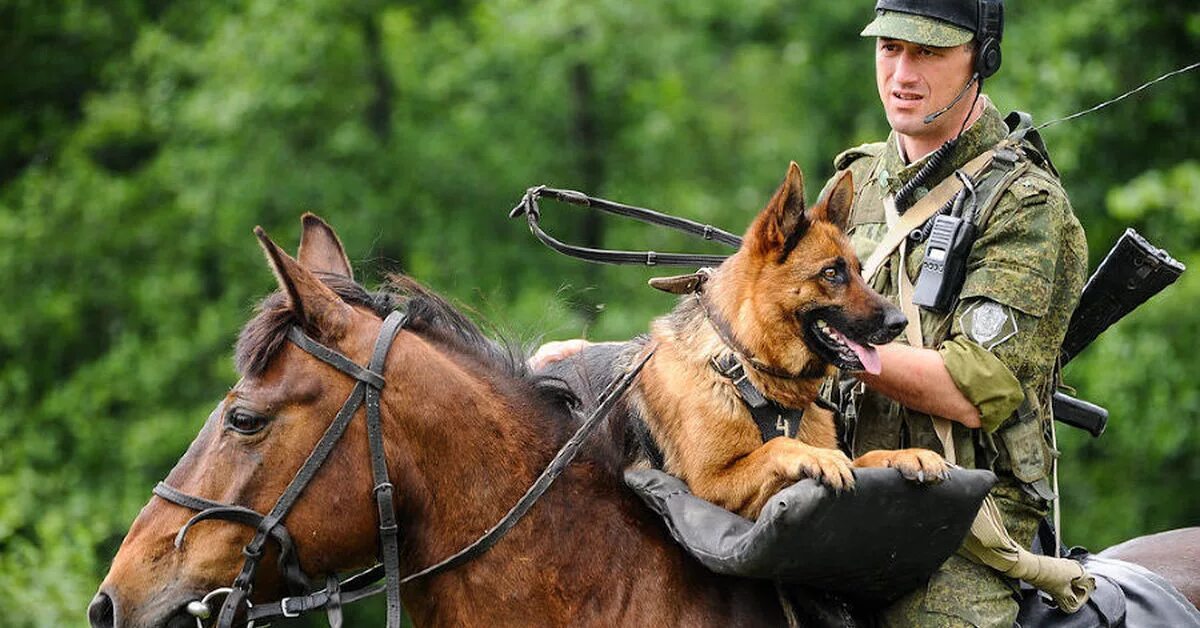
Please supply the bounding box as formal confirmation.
[721,162,906,375]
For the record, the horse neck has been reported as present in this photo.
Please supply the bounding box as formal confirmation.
[381,338,673,620]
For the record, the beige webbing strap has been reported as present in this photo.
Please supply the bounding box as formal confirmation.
[885,180,1094,613]
[862,149,996,282]
[888,203,959,464]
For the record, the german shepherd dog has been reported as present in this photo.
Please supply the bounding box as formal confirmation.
[625,162,948,519]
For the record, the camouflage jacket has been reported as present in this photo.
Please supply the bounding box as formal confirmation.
[825,101,1088,483]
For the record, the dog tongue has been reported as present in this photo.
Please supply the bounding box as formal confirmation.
[830,327,882,375]
[845,337,882,375]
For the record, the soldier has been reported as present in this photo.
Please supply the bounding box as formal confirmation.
[532,0,1088,624]
[827,0,1088,625]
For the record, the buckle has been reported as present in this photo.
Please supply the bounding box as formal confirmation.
[279,597,300,619]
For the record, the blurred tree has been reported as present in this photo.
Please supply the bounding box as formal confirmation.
[0,0,1196,624]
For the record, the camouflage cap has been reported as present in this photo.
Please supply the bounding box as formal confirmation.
[861,10,975,47]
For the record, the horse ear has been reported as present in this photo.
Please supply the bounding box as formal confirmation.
[808,170,854,231]
[298,213,354,279]
[745,161,809,262]
[256,226,354,337]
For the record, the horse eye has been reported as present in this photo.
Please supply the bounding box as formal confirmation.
[227,410,268,435]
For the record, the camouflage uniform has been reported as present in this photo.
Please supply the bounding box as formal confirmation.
[823,101,1088,627]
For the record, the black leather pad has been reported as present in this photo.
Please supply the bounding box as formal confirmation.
[624,466,996,604]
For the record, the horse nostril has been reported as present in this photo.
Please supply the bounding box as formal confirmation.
[88,591,115,628]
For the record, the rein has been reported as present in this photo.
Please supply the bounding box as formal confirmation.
[509,185,741,267]
[154,309,654,627]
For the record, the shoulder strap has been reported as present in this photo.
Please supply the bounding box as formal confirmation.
[862,149,997,282]
[969,141,1032,233]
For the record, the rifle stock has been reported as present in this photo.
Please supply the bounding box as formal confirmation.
[1053,229,1185,436]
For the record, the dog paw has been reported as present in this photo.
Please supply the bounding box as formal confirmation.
[781,445,856,492]
[853,448,949,484]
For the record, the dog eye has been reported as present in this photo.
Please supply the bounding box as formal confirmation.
[822,267,845,284]
[226,409,269,435]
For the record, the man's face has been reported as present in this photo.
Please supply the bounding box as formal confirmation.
[875,37,976,141]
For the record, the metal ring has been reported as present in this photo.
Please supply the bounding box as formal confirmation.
[187,588,255,628]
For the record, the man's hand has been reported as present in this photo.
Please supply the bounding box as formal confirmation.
[528,338,591,370]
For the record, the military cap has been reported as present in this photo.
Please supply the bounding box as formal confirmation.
[861,0,978,47]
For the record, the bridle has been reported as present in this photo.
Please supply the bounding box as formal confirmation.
[155,310,407,627]
[153,308,653,627]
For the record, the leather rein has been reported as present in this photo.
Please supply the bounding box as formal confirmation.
[153,309,654,627]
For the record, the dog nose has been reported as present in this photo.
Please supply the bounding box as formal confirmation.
[883,307,908,339]
[88,591,115,628]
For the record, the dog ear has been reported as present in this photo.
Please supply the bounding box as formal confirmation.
[808,170,854,231]
[747,161,809,262]
[298,213,354,280]
[257,225,354,338]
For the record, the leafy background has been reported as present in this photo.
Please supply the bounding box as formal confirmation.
[1,1,1197,624]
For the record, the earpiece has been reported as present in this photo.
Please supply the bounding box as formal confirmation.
[974,0,1004,78]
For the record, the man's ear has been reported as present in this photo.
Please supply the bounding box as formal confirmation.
[297,213,354,279]
[257,226,354,338]
[744,161,809,262]
[808,170,854,231]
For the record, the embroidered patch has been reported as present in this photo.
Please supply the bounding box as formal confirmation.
[958,300,1018,350]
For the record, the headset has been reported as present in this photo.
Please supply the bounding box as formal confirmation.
[974,0,1004,79]
[923,0,1004,124]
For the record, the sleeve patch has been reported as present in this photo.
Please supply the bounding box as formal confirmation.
[957,299,1018,350]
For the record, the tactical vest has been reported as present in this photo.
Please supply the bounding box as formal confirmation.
[831,112,1065,499]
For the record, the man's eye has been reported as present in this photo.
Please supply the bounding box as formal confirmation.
[227,410,268,435]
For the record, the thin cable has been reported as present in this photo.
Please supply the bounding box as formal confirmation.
[1035,60,1200,131]
[956,77,984,139]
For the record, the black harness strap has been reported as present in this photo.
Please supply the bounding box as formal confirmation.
[710,355,806,441]
[154,483,311,594]
[509,186,739,267]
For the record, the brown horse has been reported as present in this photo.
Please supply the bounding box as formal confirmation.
[92,215,1199,627]
[90,214,787,627]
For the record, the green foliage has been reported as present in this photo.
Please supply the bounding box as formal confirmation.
[1,1,1197,623]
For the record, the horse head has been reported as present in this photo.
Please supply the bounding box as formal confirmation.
[91,213,581,627]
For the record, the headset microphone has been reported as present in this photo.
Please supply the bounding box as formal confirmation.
[923,73,980,124]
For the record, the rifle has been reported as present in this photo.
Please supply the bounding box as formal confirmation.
[1051,229,1185,436]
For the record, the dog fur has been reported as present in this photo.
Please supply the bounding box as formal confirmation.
[629,162,947,519]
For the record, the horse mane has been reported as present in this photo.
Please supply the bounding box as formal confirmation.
[233,273,626,470]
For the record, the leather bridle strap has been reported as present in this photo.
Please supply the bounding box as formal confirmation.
[244,343,657,625]
[153,482,309,593]
[509,185,739,267]
[158,309,650,627]
[207,310,407,628]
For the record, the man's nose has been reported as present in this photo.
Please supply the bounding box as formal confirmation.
[889,49,925,84]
